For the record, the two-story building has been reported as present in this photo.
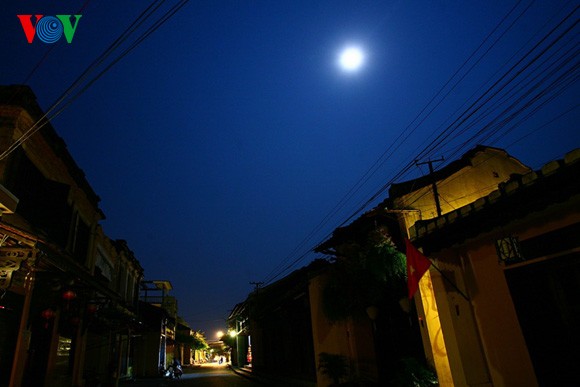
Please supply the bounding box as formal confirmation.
[0,85,144,386]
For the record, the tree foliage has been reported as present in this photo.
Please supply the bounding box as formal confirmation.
[191,331,209,351]
[175,331,208,351]
[322,229,406,321]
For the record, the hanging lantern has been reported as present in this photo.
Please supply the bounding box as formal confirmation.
[62,290,77,311]
[62,290,77,301]
[41,308,56,329]
[41,308,56,319]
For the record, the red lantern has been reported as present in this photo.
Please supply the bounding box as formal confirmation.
[41,308,56,320]
[62,290,77,311]
[41,308,56,329]
[62,290,77,301]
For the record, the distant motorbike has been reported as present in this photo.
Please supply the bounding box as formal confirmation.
[159,364,170,378]
[159,360,183,380]
[170,363,183,379]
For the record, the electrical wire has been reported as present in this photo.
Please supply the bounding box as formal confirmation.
[261,3,578,286]
[261,1,534,284]
[0,0,191,162]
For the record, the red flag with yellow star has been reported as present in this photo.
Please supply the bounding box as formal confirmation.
[405,238,432,299]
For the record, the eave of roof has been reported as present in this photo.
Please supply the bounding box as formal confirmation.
[410,148,580,254]
[0,85,104,218]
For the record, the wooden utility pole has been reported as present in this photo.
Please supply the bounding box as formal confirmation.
[416,157,445,217]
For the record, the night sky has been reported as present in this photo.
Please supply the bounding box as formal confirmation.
[1,1,578,337]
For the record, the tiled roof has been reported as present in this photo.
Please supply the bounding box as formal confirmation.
[410,148,580,252]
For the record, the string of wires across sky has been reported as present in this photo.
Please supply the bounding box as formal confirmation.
[3,0,578,291]
[260,1,579,285]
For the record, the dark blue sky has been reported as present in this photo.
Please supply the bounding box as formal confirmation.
[2,1,578,336]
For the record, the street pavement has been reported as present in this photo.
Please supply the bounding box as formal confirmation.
[121,363,261,387]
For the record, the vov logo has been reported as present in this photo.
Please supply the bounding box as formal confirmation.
[17,15,82,44]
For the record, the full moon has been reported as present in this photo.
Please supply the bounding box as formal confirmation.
[339,47,364,71]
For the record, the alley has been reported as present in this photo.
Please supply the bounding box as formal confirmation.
[1,2,578,386]
[120,363,260,387]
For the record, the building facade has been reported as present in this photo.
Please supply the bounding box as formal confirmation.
[383,145,534,385]
[135,280,177,377]
[0,85,144,386]
[310,145,547,386]
[409,148,580,386]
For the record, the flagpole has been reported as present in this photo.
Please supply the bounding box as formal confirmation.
[428,261,470,302]
[405,238,471,302]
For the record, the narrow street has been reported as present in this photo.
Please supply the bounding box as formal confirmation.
[121,363,260,387]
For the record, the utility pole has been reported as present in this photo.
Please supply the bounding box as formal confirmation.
[416,157,445,217]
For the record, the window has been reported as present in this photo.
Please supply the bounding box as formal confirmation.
[94,247,113,282]
[70,212,90,264]
[496,236,523,264]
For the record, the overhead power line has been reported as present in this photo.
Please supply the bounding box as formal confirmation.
[261,2,578,286]
[0,0,192,162]
[261,0,536,285]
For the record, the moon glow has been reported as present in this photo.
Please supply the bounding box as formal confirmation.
[339,47,364,71]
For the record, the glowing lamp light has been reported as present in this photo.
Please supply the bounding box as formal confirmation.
[41,308,56,320]
[216,330,224,338]
[62,290,77,301]
[41,308,56,328]
[229,330,237,338]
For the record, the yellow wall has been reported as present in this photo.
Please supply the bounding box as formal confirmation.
[393,148,532,386]
[309,273,378,385]
[394,148,530,221]
[454,242,536,386]
[427,254,493,386]
[463,198,579,386]
[413,185,580,386]
[416,271,455,386]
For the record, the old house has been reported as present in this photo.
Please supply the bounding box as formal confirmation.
[408,148,580,386]
[314,210,423,385]
[382,145,534,385]
[227,302,250,368]
[243,261,325,383]
[134,280,176,377]
[83,237,144,383]
[312,145,539,385]
[0,85,143,386]
[233,144,576,386]
[233,256,392,385]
